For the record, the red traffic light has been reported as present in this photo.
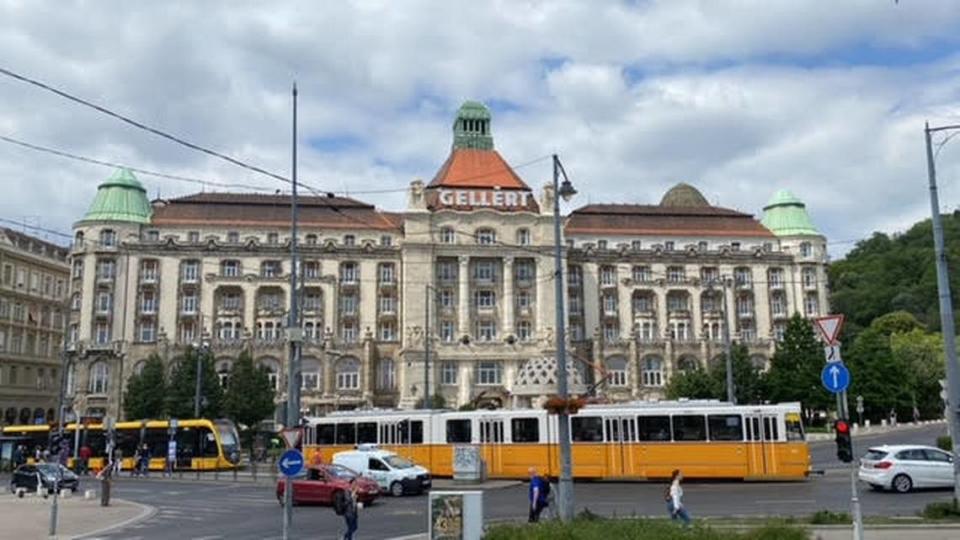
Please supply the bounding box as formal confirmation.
[836,420,850,433]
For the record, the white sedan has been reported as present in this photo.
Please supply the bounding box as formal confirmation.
[858,444,955,493]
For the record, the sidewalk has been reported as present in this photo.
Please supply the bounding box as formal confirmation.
[806,420,945,442]
[0,492,154,539]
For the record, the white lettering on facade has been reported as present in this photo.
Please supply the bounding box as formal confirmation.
[438,189,531,208]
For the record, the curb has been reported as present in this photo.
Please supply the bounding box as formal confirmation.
[68,498,157,540]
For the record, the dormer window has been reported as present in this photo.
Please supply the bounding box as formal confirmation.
[305,234,318,245]
[188,231,200,243]
[227,231,240,243]
[267,232,279,244]
[343,235,356,246]
[143,230,159,242]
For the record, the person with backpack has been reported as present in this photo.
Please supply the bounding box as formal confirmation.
[333,478,361,540]
[527,467,550,523]
[666,469,691,526]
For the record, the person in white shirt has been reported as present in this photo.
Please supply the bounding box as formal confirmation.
[666,469,691,526]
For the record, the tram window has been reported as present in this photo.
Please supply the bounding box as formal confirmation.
[750,418,761,441]
[763,418,779,441]
[571,416,603,442]
[86,431,106,457]
[707,415,743,441]
[117,430,140,455]
[511,418,540,443]
[672,415,706,441]
[637,416,671,441]
[446,420,472,443]
[144,429,167,457]
[336,423,357,445]
[410,421,424,444]
[317,424,335,445]
[357,422,377,444]
[785,415,804,441]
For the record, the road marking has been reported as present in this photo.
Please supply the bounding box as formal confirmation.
[754,499,817,504]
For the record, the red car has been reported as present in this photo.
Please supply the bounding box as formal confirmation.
[276,464,380,506]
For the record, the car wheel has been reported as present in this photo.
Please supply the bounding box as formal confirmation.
[892,474,913,493]
[390,481,404,497]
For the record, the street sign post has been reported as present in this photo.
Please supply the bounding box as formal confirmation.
[278,449,304,478]
[821,363,851,394]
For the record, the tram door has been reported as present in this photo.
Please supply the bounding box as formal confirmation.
[479,417,505,477]
[603,416,638,477]
[745,413,780,477]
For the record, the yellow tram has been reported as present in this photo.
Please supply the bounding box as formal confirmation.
[303,401,810,481]
[2,418,240,471]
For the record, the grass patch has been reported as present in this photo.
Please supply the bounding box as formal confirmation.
[484,517,807,540]
[809,510,851,524]
[921,501,960,520]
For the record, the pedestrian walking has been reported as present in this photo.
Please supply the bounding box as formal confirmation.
[333,478,361,540]
[666,469,691,526]
[79,444,92,475]
[34,445,43,462]
[140,443,152,477]
[527,467,550,523]
[132,447,142,477]
[13,444,25,467]
[113,448,123,475]
[912,405,920,424]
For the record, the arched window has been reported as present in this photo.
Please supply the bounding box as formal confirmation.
[677,356,699,373]
[5,407,16,424]
[336,358,360,390]
[800,242,812,257]
[88,361,110,394]
[73,231,84,248]
[301,357,321,391]
[258,358,280,390]
[132,361,146,376]
[605,356,628,387]
[19,407,31,424]
[642,357,663,387]
[216,360,233,388]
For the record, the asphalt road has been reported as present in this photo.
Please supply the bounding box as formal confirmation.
[77,423,952,540]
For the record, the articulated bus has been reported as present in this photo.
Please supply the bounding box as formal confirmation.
[303,402,810,481]
[2,418,240,471]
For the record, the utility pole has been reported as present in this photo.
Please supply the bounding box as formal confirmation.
[552,154,577,522]
[282,82,302,540]
[193,344,203,418]
[423,284,431,409]
[720,277,734,404]
[924,122,960,505]
[49,350,68,536]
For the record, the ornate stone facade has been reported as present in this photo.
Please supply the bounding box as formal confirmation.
[66,102,829,422]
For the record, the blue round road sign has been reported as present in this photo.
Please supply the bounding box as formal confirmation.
[278,449,304,477]
[821,362,851,394]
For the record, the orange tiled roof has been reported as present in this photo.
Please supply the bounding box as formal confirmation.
[428,148,530,190]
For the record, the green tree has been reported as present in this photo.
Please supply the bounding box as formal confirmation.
[123,354,167,420]
[763,313,831,421]
[166,347,224,419]
[223,350,276,444]
[846,317,914,421]
[890,328,945,419]
[665,344,764,404]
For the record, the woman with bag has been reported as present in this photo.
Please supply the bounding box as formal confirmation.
[666,469,691,526]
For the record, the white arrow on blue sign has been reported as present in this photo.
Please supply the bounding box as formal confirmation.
[821,362,851,394]
[278,449,304,477]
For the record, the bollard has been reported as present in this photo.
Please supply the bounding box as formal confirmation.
[100,478,111,507]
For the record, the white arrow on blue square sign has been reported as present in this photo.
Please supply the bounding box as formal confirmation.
[821,362,850,394]
[278,449,304,477]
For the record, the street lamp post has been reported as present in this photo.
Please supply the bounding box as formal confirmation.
[923,122,960,505]
[423,284,437,409]
[552,154,577,522]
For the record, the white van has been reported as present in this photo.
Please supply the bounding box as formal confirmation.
[333,445,432,497]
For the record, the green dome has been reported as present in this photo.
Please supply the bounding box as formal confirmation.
[761,190,819,236]
[81,168,152,223]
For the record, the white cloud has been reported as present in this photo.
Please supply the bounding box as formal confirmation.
[0,0,959,254]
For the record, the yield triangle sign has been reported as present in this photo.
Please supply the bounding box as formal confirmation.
[280,427,302,449]
[814,315,844,345]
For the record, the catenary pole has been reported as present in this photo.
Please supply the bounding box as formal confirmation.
[282,82,301,539]
[49,349,68,535]
[424,284,430,409]
[552,154,574,521]
[924,122,960,504]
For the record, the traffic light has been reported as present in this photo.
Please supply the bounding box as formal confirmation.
[835,420,853,463]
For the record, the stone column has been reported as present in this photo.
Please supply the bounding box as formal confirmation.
[243,284,257,336]
[502,257,514,337]
[655,289,668,341]
[458,361,471,405]
[458,256,470,338]
[689,287,701,341]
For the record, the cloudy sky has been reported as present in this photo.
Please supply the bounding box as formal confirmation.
[2,0,960,256]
